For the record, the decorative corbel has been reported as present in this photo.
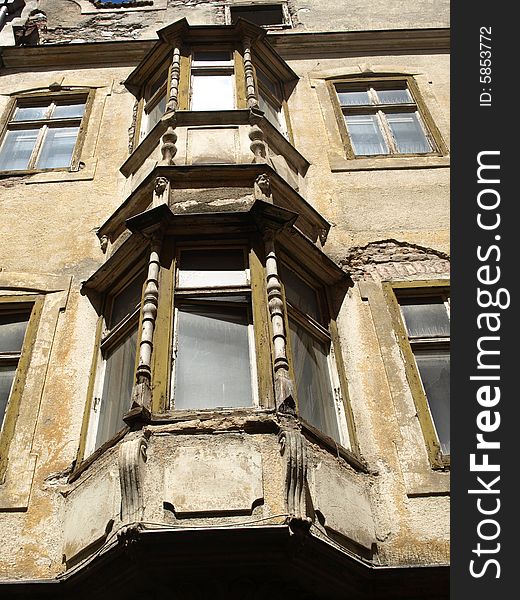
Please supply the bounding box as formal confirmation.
[99,234,109,254]
[263,228,296,414]
[153,176,170,207]
[253,173,273,203]
[119,435,148,524]
[128,233,163,420]
[159,113,178,166]
[279,429,311,527]
[248,113,268,163]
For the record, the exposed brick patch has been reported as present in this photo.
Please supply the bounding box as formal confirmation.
[337,239,450,282]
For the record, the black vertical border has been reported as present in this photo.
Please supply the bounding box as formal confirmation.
[452,2,515,598]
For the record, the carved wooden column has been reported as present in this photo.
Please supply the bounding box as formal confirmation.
[243,36,268,163]
[279,429,310,525]
[264,228,295,414]
[119,435,148,523]
[159,39,182,167]
[129,234,162,418]
[243,36,259,109]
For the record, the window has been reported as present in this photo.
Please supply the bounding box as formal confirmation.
[189,51,236,111]
[257,68,287,136]
[281,263,351,449]
[87,270,146,453]
[0,96,88,172]
[171,248,257,410]
[0,296,42,478]
[229,3,291,28]
[389,286,450,465]
[334,79,438,157]
[139,67,169,140]
[0,308,31,432]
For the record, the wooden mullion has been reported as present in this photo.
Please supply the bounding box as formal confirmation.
[27,125,46,169]
[377,109,398,154]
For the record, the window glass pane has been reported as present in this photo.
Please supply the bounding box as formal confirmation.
[145,94,167,134]
[110,271,146,328]
[36,126,79,169]
[0,128,39,170]
[259,93,284,134]
[52,103,86,119]
[191,75,234,111]
[231,6,285,26]
[345,114,388,155]
[386,112,431,153]
[415,349,450,455]
[13,106,48,121]
[178,249,246,288]
[174,302,253,410]
[0,365,17,427]
[280,265,321,323]
[289,319,340,443]
[400,299,449,338]
[0,312,29,353]
[95,328,137,449]
[257,70,281,100]
[376,89,412,104]
[149,67,169,98]
[192,51,232,67]
[337,90,371,106]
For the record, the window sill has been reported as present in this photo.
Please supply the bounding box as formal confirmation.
[404,468,450,497]
[0,160,97,184]
[299,419,368,473]
[329,152,450,172]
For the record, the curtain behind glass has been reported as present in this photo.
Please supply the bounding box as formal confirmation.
[174,303,252,410]
[386,113,431,153]
[289,319,340,443]
[0,129,39,170]
[37,127,79,169]
[345,114,388,155]
[96,328,137,449]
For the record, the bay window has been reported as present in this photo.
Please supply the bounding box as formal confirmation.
[83,235,356,459]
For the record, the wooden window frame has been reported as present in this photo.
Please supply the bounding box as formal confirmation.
[280,255,358,454]
[83,264,146,458]
[169,243,259,411]
[138,64,171,141]
[225,2,292,29]
[328,75,448,160]
[384,280,450,469]
[0,295,43,481]
[0,90,94,175]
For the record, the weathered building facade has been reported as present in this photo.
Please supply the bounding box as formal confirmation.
[0,1,449,598]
